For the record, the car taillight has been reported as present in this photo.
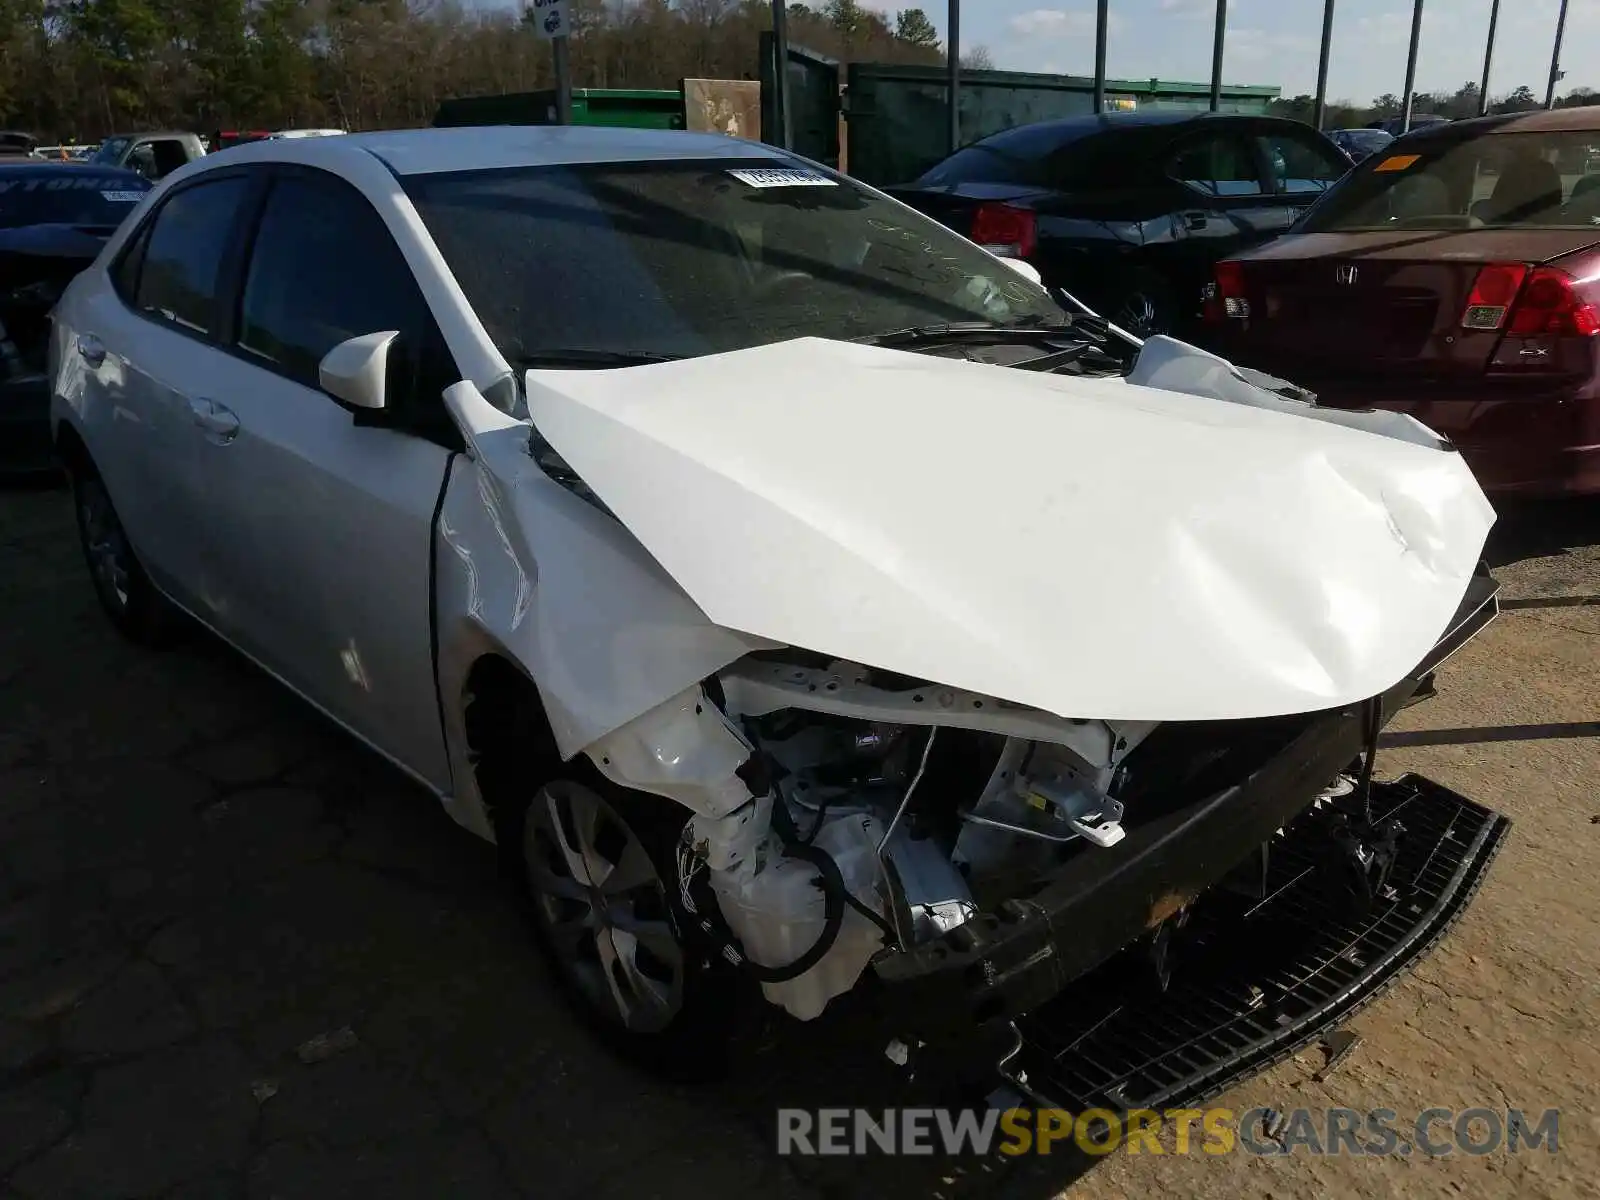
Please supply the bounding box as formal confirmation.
[1460,263,1527,330]
[1203,260,1248,322]
[1505,266,1600,337]
[970,203,1037,259]
[1462,262,1600,336]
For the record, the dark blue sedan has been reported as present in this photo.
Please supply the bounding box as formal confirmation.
[1,162,150,476]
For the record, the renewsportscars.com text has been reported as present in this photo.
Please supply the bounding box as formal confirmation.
[776,1106,1560,1157]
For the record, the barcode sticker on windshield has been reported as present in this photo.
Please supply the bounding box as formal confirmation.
[101,190,145,203]
[727,167,837,189]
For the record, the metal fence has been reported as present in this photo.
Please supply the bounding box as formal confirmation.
[766,0,1579,155]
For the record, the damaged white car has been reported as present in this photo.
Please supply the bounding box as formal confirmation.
[50,129,1508,1087]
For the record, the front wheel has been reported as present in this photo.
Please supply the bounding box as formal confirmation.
[501,771,740,1079]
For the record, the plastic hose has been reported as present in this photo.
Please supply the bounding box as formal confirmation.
[683,788,847,986]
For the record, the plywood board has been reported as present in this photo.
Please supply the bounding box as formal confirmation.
[683,78,762,140]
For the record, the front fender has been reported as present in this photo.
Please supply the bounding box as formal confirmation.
[433,428,772,834]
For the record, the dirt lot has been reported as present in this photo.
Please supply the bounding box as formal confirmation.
[1,484,1596,1200]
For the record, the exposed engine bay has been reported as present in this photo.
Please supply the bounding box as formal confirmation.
[715,652,1156,1020]
[586,647,1372,1023]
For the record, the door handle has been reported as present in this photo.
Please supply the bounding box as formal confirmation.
[1180,211,1208,232]
[189,396,239,442]
[77,334,106,368]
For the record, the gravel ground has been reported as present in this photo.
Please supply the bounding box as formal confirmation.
[0,483,1595,1200]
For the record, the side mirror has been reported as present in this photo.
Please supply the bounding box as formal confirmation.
[319,331,400,412]
[998,257,1044,287]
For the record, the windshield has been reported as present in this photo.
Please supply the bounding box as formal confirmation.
[89,138,130,165]
[1337,130,1393,154]
[1301,129,1600,231]
[0,172,150,229]
[402,158,1064,363]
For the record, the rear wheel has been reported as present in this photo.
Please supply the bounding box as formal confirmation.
[1108,271,1180,338]
[71,467,182,645]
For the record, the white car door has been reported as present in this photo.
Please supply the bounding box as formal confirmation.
[64,171,258,610]
[189,166,462,790]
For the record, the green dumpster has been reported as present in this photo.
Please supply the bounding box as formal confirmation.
[433,88,687,131]
[841,64,1281,186]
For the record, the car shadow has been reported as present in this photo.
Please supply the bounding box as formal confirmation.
[147,625,1103,1199]
[1484,497,1600,571]
[1380,721,1600,748]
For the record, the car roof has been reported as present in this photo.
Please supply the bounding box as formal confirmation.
[1396,105,1600,142]
[950,109,1317,160]
[0,160,147,181]
[206,125,795,177]
[972,110,1288,139]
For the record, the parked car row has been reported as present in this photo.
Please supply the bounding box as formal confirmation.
[887,111,1355,340]
[89,127,348,180]
[0,128,349,181]
[1207,107,1600,497]
[897,105,1600,496]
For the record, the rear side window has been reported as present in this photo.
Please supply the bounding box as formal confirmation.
[918,123,1095,187]
[1169,135,1262,197]
[111,223,150,301]
[133,176,252,335]
[1303,128,1600,231]
[1259,132,1348,195]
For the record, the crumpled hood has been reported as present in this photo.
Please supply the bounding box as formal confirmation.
[524,336,1494,723]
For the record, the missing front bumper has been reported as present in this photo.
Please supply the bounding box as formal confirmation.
[872,565,1502,1039]
[999,773,1510,1112]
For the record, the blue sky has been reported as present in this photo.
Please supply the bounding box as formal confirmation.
[908,0,1594,103]
[483,2,1595,105]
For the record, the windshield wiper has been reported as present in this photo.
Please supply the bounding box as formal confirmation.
[852,319,1090,349]
[514,348,684,369]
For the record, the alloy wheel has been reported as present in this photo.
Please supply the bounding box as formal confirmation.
[522,781,686,1034]
[78,477,132,610]
[1115,290,1169,338]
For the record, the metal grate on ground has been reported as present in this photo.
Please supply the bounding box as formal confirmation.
[1001,773,1510,1114]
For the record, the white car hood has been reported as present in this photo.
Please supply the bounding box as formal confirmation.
[524,337,1494,723]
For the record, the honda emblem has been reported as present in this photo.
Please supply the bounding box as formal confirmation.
[1335,264,1359,286]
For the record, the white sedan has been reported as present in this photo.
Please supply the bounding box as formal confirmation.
[49,127,1500,1079]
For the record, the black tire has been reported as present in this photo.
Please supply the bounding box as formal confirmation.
[494,760,743,1081]
[70,464,183,646]
[1107,271,1181,338]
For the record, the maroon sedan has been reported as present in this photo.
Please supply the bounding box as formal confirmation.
[1204,107,1600,497]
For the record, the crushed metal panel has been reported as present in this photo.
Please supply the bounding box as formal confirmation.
[435,381,774,765]
[683,79,762,140]
[525,336,1494,724]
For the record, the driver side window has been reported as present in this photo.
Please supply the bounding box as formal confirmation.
[1258,132,1349,195]
[1169,134,1263,197]
[236,171,459,437]
[125,144,157,180]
